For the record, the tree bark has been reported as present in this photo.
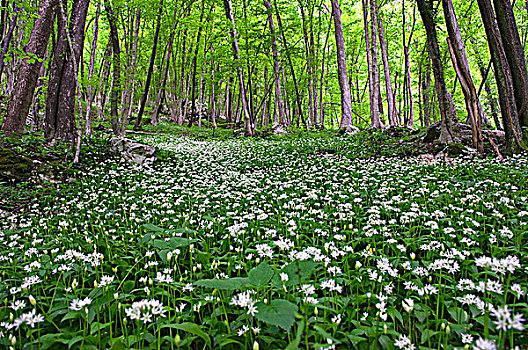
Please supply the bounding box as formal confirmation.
[368,0,382,128]
[477,0,523,151]
[376,2,397,126]
[2,0,57,133]
[224,0,254,135]
[134,0,163,130]
[493,0,528,129]
[0,1,21,83]
[84,2,100,136]
[264,0,285,126]
[44,0,90,142]
[331,0,353,128]
[442,0,484,153]
[417,0,456,143]
[105,0,122,135]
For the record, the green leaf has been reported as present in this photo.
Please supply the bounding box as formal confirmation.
[277,260,319,286]
[421,329,440,344]
[248,262,274,288]
[285,320,305,350]
[255,299,298,331]
[194,277,249,290]
[123,280,135,293]
[448,307,468,324]
[143,223,165,232]
[161,322,211,348]
[90,322,111,335]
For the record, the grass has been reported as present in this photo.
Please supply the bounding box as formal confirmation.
[0,129,527,349]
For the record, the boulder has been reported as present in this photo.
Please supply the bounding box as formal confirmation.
[0,147,32,182]
[108,137,157,167]
[337,125,360,135]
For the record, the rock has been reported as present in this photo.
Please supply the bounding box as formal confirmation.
[0,147,32,182]
[271,124,288,135]
[337,125,360,135]
[108,137,157,166]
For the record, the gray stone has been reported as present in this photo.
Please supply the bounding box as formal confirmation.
[108,137,157,167]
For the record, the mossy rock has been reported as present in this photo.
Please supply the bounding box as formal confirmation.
[0,147,33,182]
[446,142,465,156]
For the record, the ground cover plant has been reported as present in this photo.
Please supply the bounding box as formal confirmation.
[0,133,527,349]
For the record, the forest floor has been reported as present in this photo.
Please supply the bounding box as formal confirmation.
[0,126,527,349]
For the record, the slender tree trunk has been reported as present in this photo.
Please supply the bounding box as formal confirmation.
[368,0,382,128]
[105,0,122,135]
[224,0,254,135]
[188,0,207,127]
[134,0,163,130]
[122,9,140,124]
[84,2,100,136]
[274,0,305,127]
[443,0,484,153]
[0,1,21,83]
[96,41,112,124]
[2,0,56,133]
[331,0,353,128]
[264,0,285,126]
[417,0,456,143]
[299,2,315,126]
[376,2,396,126]
[473,42,502,130]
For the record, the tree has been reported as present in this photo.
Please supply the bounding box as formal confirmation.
[2,0,57,133]
[134,0,164,130]
[442,0,484,153]
[44,0,90,142]
[417,0,456,143]
[105,0,122,136]
[477,0,523,151]
[264,0,285,126]
[331,0,353,128]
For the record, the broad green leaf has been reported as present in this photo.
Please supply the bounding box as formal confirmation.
[194,277,249,290]
[285,320,305,350]
[123,280,135,293]
[143,223,165,232]
[255,299,298,331]
[161,322,211,348]
[448,307,468,324]
[248,262,274,288]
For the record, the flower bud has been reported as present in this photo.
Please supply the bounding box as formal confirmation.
[253,341,259,350]
[355,261,362,270]
[29,295,36,306]
[175,334,181,347]
[410,252,416,260]
[383,324,388,334]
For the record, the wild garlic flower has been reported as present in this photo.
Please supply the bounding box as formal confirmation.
[125,299,166,323]
[230,291,258,316]
[13,309,44,329]
[491,305,525,332]
[70,297,93,311]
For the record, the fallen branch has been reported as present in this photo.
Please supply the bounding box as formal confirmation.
[488,136,504,162]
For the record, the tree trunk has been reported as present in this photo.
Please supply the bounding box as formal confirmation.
[134,0,163,130]
[442,0,484,153]
[368,0,382,128]
[493,0,528,129]
[417,0,456,143]
[274,0,305,127]
[84,2,100,136]
[331,0,353,128]
[44,0,90,142]
[122,9,140,124]
[2,0,56,133]
[224,0,254,135]
[477,0,523,151]
[376,2,397,126]
[0,0,21,83]
[264,0,285,126]
[105,0,122,135]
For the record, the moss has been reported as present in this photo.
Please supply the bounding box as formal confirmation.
[446,142,465,156]
[0,147,32,182]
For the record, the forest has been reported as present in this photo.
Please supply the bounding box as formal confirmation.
[0,0,527,349]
